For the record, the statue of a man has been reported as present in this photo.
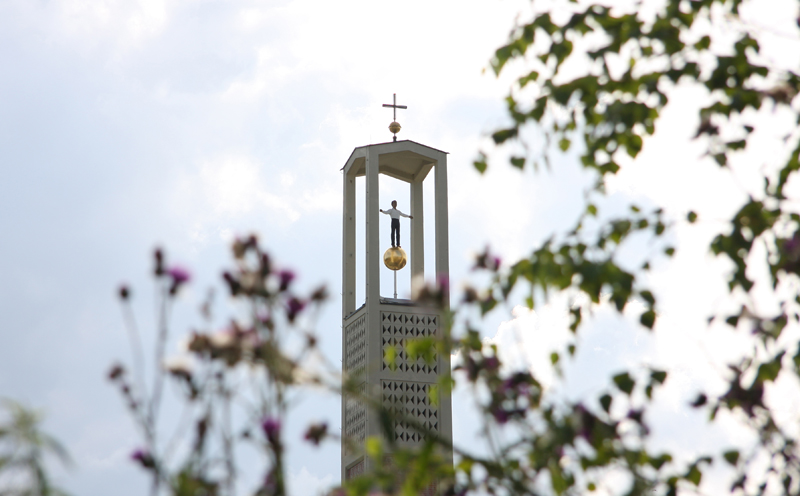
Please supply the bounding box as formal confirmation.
[380,200,413,248]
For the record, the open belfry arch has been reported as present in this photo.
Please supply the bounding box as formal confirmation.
[341,96,453,486]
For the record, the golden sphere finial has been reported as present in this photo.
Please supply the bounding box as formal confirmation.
[389,121,401,135]
[383,247,407,271]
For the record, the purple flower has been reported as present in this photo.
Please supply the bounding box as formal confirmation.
[287,297,306,322]
[484,356,500,371]
[223,271,240,296]
[304,422,328,446]
[491,407,509,424]
[473,247,501,271]
[166,266,191,295]
[500,372,531,397]
[492,256,502,271]
[278,269,295,291]
[130,448,155,469]
[262,416,281,445]
[463,356,479,382]
[167,266,191,284]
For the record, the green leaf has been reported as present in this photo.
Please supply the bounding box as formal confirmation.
[651,370,667,384]
[599,394,612,413]
[727,139,746,151]
[473,153,487,174]
[687,211,698,223]
[694,35,711,50]
[518,70,540,88]
[723,450,740,466]
[626,134,643,157]
[640,310,656,329]
[559,138,571,151]
[664,247,675,257]
[384,345,397,370]
[492,128,518,144]
[613,372,635,395]
[587,204,598,216]
[690,393,707,407]
[756,351,785,383]
[686,465,702,486]
[510,156,526,169]
[569,307,582,333]
[550,352,560,365]
[549,460,568,494]
[366,436,382,459]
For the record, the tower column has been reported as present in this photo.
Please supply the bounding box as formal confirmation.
[434,151,449,301]
[365,146,381,304]
[343,172,356,316]
[364,146,382,456]
[410,180,424,294]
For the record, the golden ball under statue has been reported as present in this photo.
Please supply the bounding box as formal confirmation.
[388,121,401,134]
[383,246,407,271]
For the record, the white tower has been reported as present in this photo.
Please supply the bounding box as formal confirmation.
[341,96,453,485]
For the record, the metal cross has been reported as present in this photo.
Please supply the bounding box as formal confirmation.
[382,93,407,121]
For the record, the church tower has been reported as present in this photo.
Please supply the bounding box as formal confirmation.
[341,95,453,485]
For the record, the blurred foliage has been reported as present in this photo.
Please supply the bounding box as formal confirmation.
[0,399,72,496]
[111,238,334,496]
[461,0,800,494]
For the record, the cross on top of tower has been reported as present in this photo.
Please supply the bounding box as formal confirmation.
[382,93,407,142]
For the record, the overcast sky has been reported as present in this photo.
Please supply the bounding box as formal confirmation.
[2,0,800,495]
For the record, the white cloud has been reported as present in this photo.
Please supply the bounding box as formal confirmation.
[51,0,169,48]
[287,466,335,496]
[171,156,309,230]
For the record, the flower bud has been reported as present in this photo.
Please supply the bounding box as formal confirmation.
[108,363,125,381]
[304,422,328,446]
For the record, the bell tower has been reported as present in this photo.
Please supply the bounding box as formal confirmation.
[340,96,453,485]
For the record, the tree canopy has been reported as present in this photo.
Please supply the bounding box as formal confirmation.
[467,0,800,494]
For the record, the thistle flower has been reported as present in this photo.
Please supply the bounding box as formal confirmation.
[166,266,191,295]
[287,297,306,323]
[131,448,155,469]
[167,266,190,284]
[261,416,281,445]
[304,422,328,446]
[118,285,130,300]
[278,269,295,291]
